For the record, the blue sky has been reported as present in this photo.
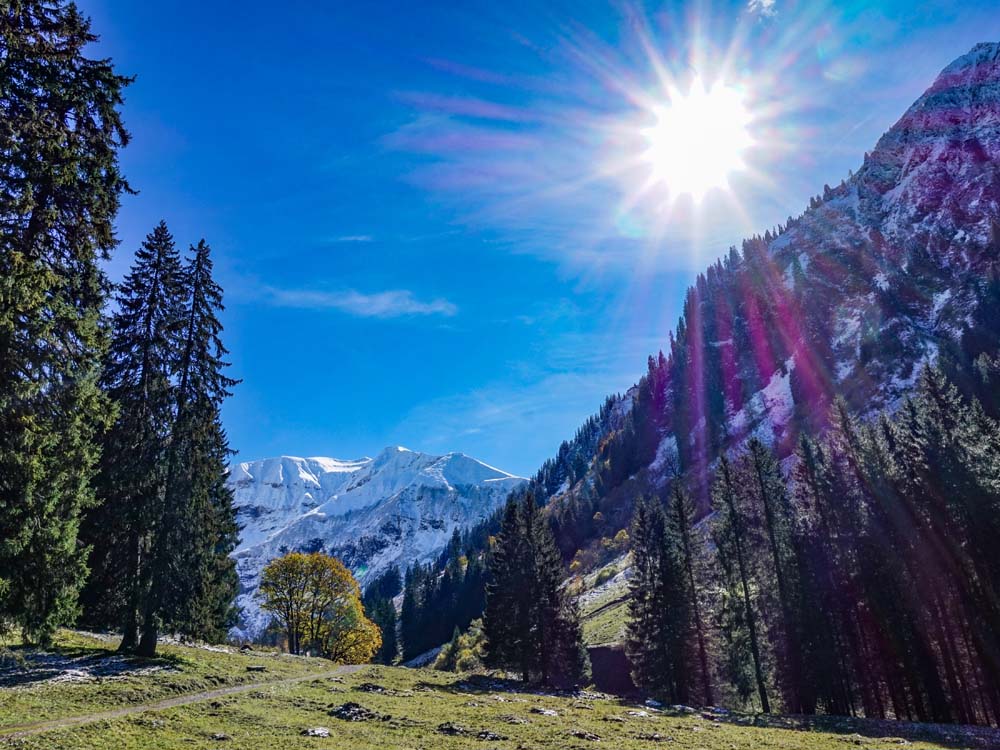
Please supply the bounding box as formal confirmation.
[80,0,999,476]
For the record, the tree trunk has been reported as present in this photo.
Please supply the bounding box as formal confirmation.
[118,530,142,652]
[137,619,158,657]
[930,595,969,724]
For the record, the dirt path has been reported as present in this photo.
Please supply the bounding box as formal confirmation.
[0,665,361,741]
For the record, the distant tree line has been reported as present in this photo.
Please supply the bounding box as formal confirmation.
[0,2,239,655]
[627,368,1000,726]
[392,398,628,663]
[399,529,488,662]
[362,566,401,664]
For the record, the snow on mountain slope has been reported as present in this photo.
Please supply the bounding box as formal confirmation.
[704,41,1000,454]
[229,446,525,639]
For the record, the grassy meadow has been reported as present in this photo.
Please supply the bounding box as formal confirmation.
[2,632,998,749]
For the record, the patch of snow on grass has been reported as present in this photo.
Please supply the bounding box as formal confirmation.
[2,651,180,688]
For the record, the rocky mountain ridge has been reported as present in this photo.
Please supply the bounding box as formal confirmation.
[228,446,525,639]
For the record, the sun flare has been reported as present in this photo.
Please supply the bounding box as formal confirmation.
[642,77,753,201]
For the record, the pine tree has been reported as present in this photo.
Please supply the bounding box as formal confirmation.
[743,438,806,712]
[363,566,401,664]
[889,368,1000,719]
[712,454,770,712]
[625,497,674,697]
[483,497,531,679]
[400,564,425,661]
[667,482,713,705]
[484,493,588,686]
[789,435,856,716]
[80,222,185,652]
[365,597,398,664]
[528,494,588,687]
[626,490,701,703]
[0,0,130,644]
[151,239,239,649]
[457,552,487,629]
[823,399,895,720]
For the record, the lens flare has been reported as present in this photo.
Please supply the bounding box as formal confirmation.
[641,76,753,201]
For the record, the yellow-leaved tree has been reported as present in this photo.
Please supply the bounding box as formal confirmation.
[257,552,381,662]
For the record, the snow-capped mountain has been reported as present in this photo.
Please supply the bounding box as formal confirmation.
[229,446,525,639]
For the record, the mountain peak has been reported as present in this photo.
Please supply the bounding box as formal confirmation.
[370,444,416,468]
[378,445,412,456]
[228,445,526,639]
[941,41,1000,76]
[849,39,1000,247]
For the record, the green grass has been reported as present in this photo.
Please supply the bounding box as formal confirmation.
[581,596,629,645]
[0,631,331,729]
[578,561,630,646]
[3,633,997,749]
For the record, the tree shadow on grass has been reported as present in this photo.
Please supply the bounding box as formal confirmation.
[678,707,1000,750]
[417,673,614,700]
[0,642,184,689]
[415,673,549,697]
[416,674,999,749]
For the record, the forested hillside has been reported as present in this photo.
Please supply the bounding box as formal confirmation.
[402,43,1000,725]
[549,42,1000,535]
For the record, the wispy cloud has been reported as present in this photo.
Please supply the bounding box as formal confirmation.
[330,234,374,243]
[397,92,535,123]
[264,287,458,318]
[747,0,777,18]
[391,329,664,475]
[393,370,624,476]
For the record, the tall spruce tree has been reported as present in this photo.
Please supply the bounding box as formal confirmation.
[364,566,401,664]
[712,454,770,712]
[667,482,713,705]
[625,496,676,697]
[365,597,398,664]
[626,489,705,703]
[400,564,425,661]
[888,368,1000,720]
[824,399,896,719]
[789,434,857,716]
[0,0,130,644]
[80,222,185,652]
[153,239,240,647]
[528,493,589,687]
[743,437,807,712]
[484,493,588,686]
[483,497,531,679]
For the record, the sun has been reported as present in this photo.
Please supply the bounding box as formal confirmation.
[641,76,753,201]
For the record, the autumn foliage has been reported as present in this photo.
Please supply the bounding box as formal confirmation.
[258,552,381,663]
